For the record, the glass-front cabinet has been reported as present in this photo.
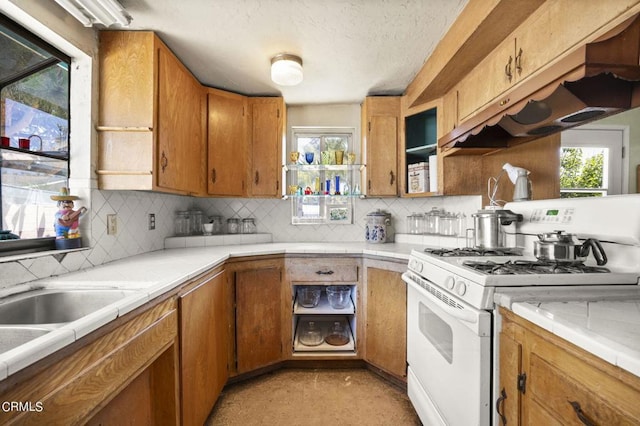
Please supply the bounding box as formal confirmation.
[286,127,361,225]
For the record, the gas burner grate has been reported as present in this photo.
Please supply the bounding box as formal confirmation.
[425,247,523,257]
[462,260,611,275]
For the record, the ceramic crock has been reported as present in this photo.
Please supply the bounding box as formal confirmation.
[365,209,393,243]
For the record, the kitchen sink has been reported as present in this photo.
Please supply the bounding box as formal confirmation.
[0,326,51,353]
[0,289,137,326]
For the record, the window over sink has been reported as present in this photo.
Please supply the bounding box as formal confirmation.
[0,14,71,254]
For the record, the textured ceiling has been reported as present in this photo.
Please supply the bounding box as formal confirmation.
[122,0,468,105]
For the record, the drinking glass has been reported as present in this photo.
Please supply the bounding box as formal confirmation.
[305,152,314,164]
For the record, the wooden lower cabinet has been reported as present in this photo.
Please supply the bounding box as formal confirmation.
[499,307,640,425]
[364,262,407,380]
[0,299,179,425]
[179,267,228,426]
[232,259,283,374]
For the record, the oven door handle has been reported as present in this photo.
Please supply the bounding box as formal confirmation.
[402,272,480,325]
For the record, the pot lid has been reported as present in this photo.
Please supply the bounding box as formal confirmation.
[538,230,580,243]
[367,209,390,217]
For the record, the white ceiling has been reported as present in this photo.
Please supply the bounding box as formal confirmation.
[121,0,468,105]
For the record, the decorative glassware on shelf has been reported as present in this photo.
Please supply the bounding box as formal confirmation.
[324,321,350,346]
[326,285,351,309]
[297,286,322,308]
[227,218,240,234]
[299,320,324,346]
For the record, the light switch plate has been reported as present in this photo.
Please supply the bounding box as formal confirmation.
[107,214,118,235]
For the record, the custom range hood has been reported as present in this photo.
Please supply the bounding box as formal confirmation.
[439,14,640,152]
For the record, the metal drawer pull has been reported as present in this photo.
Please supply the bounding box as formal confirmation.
[315,270,334,275]
[496,388,507,425]
[569,401,596,426]
[505,55,513,82]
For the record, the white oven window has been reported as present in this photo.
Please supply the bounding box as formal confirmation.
[419,302,453,363]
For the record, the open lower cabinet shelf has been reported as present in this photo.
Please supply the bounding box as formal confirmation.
[291,284,357,356]
[293,315,355,353]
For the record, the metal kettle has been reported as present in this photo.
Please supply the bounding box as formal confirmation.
[534,231,608,265]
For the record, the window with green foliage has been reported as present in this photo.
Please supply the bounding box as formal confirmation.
[0,15,70,253]
[560,127,624,198]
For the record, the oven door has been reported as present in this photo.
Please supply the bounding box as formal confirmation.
[403,272,492,426]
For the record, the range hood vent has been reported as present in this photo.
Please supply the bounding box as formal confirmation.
[439,14,640,152]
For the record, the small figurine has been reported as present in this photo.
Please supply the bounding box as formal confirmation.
[50,187,87,240]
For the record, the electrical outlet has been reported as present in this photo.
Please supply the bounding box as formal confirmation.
[107,214,118,235]
[148,213,156,230]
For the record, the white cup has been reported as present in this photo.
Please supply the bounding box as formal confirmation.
[202,223,214,236]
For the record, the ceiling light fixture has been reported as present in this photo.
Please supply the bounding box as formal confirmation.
[271,54,303,86]
[54,0,132,28]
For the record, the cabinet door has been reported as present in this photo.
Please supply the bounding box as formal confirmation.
[179,270,228,426]
[363,97,399,196]
[236,266,282,373]
[157,44,204,193]
[207,90,247,196]
[498,331,523,426]
[365,268,406,379]
[249,98,283,197]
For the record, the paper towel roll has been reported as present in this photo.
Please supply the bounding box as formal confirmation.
[428,155,437,192]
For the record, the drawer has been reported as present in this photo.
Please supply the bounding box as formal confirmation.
[287,258,358,282]
[528,351,640,425]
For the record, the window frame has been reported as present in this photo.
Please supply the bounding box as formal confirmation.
[560,125,628,197]
[0,13,72,256]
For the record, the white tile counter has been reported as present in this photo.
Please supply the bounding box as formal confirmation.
[0,240,421,381]
[495,286,640,378]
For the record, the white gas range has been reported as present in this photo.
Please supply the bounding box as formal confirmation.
[403,195,640,426]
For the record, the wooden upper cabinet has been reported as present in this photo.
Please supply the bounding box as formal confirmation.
[362,97,400,197]
[207,89,248,196]
[248,97,284,197]
[455,0,640,126]
[98,31,205,195]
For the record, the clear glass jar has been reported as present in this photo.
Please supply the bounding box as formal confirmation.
[425,207,443,234]
[299,321,323,346]
[440,212,458,236]
[227,218,240,234]
[174,211,190,236]
[325,321,350,346]
[407,213,424,234]
[242,218,256,234]
[189,210,204,235]
[210,215,223,234]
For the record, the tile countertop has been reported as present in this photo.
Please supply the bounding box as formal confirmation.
[0,241,422,381]
[495,286,640,378]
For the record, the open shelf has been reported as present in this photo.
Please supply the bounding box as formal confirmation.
[293,316,355,353]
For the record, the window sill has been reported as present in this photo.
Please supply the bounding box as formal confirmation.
[0,243,89,263]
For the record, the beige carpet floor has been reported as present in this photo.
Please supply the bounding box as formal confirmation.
[206,368,421,426]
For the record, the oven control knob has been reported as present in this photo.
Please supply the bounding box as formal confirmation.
[416,261,423,273]
[456,281,467,296]
[445,276,455,290]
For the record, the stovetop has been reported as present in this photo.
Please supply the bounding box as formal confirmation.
[462,259,611,275]
[424,247,523,257]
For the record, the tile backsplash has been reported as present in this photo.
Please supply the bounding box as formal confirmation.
[1,189,481,288]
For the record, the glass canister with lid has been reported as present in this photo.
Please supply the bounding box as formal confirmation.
[189,210,204,235]
[407,212,425,234]
[241,218,256,234]
[227,218,240,234]
[174,211,190,236]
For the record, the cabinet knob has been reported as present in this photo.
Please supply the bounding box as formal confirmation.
[515,48,523,76]
[211,168,217,183]
[255,171,259,184]
[499,98,510,107]
[160,151,168,172]
[315,270,334,275]
[505,55,513,82]
[389,171,395,185]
